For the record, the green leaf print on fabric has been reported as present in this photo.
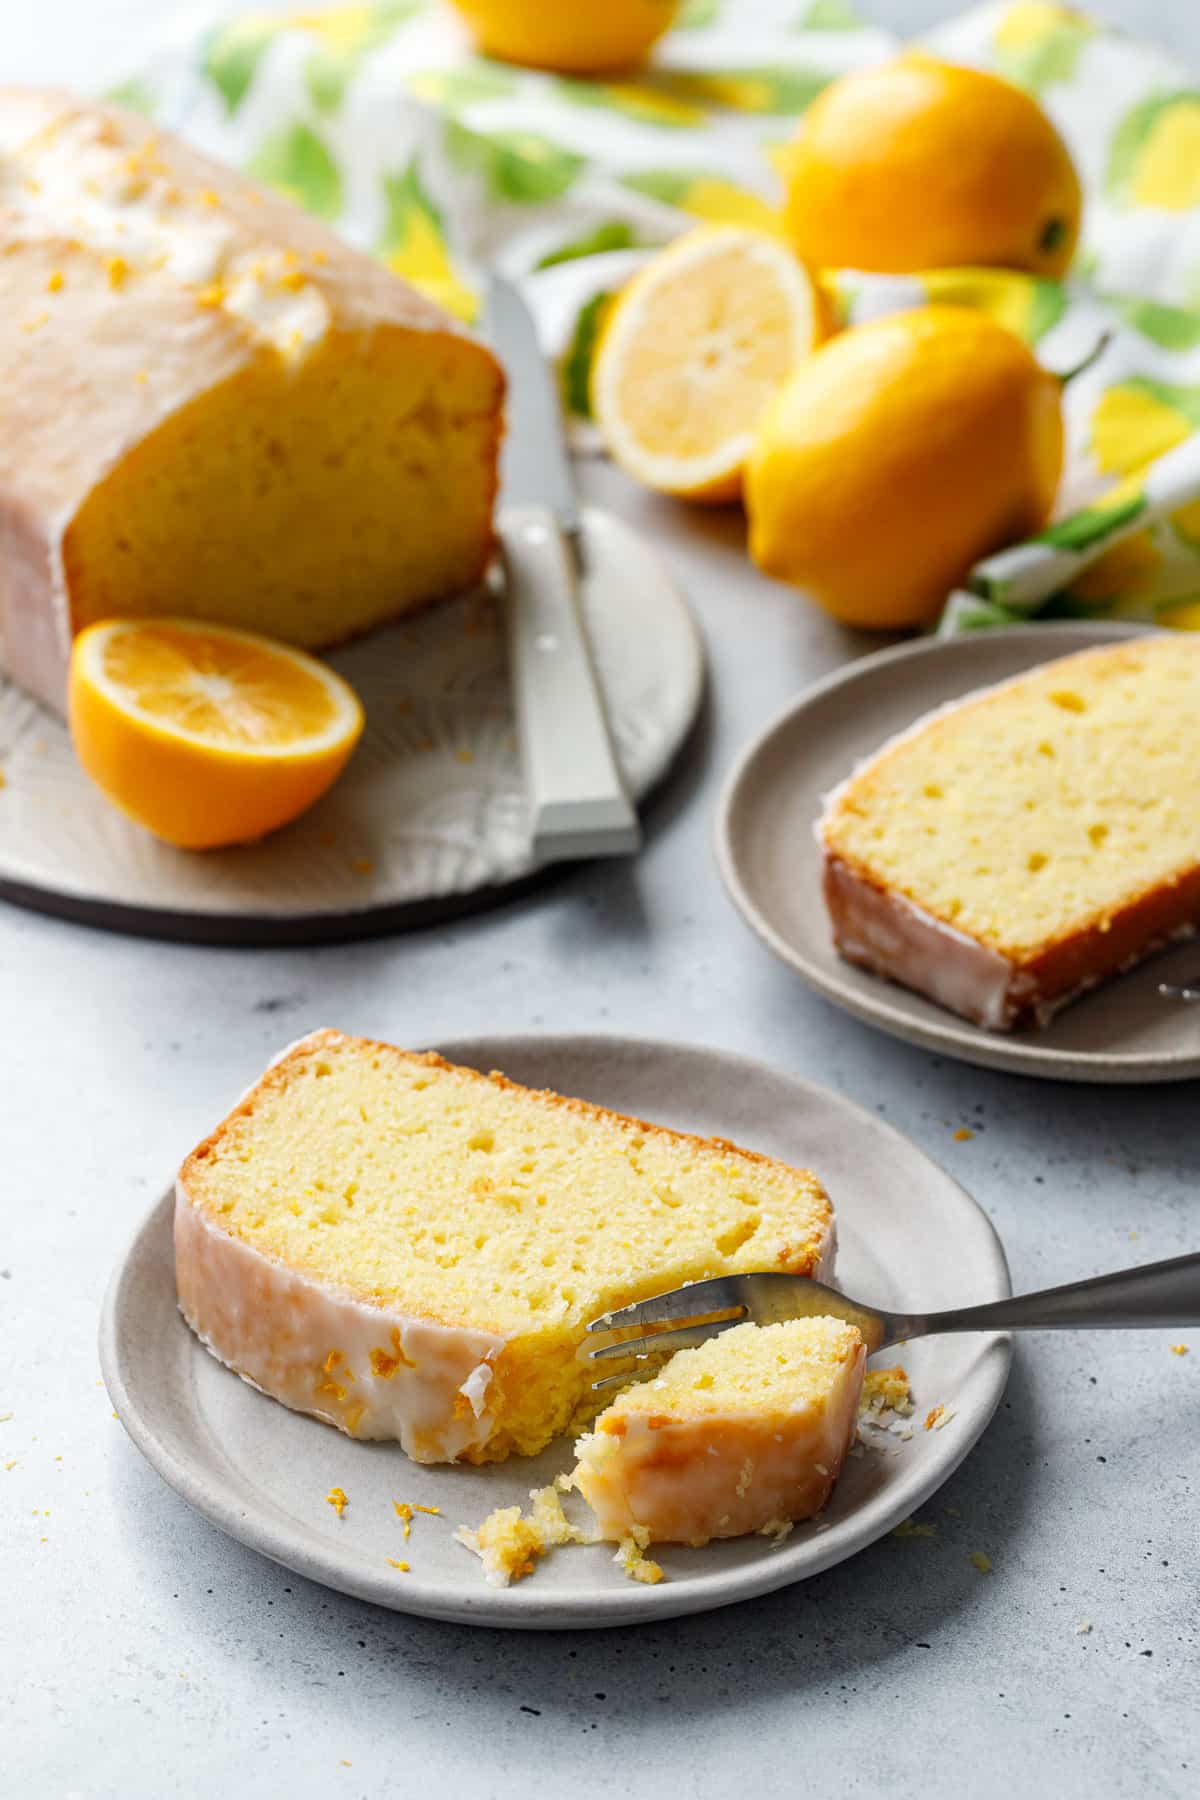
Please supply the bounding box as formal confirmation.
[798,0,862,30]
[553,77,706,130]
[403,62,520,111]
[248,124,343,220]
[992,6,1095,94]
[202,17,280,114]
[445,122,584,204]
[1106,91,1200,211]
[561,291,613,419]
[663,65,830,115]
[303,2,425,114]
[621,168,782,231]
[677,0,723,26]
[104,78,157,116]
[1109,296,1200,350]
[535,221,640,270]
[1034,490,1148,553]
[379,159,477,319]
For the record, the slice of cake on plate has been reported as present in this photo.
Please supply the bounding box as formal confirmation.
[820,636,1200,1029]
[573,1316,866,1546]
[0,89,503,712]
[175,1031,834,1464]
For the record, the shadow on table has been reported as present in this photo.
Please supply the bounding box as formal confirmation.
[111,1349,1066,1721]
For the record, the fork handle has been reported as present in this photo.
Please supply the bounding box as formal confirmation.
[893,1252,1200,1340]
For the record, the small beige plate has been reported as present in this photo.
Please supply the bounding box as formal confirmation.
[717,623,1200,1086]
[99,1034,1011,1631]
[0,507,702,943]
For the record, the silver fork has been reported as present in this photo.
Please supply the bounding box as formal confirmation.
[585,1253,1200,1391]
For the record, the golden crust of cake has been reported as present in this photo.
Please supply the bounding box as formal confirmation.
[176,1031,834,1464]
[821,637,1200,1025]
[0,89,503,711]
[573,1317,866,1544]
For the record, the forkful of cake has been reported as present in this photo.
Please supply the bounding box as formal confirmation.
[586,1253,1200,1389]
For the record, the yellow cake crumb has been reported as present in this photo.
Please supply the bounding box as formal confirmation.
[325,1485,349,1517]
[892,1517,937,1539]
[860,1367,913,1416]
[615,1530,664,1585]
[924,1404,953,1432]
[758,1518,794,1545]
[457,1485,594,1587]
[970,1550,993,1573]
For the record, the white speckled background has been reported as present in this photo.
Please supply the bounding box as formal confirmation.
[2,5,1198,1798]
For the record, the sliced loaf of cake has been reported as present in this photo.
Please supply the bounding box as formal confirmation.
[175,1031,834,1465]
[820,636,1200,1029]
[0,90,503,712]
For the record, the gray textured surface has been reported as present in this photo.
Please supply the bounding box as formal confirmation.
[2,5,1198,1797]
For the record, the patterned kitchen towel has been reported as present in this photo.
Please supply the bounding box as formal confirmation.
[114,0,1200,629]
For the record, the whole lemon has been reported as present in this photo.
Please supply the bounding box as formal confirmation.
[449,0,680,73]
[745,306,1063,630]
[783,52,1081,277]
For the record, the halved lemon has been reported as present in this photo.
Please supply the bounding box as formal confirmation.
[68,618,364,849]
[590,225,828,503]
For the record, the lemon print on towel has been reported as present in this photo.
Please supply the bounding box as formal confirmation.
[921,268,1066,344]
[623,169,784,234]
[379,160,477,321]
[1107,92,1200,212]
[1090,378,1200,477]
[992,3,1095,94]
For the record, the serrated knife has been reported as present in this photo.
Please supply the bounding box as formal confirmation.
[486,274,641,862]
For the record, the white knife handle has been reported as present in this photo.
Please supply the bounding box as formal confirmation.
[499,504,641,862]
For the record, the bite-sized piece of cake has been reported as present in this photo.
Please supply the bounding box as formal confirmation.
[0,89,503,713]
[176,1031,835,1465]
[820,637,1200,1029]
[572,1317,865,1545]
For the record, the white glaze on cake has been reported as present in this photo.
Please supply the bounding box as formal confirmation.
[573,1338,865,1545]
[174,1183,508,1463]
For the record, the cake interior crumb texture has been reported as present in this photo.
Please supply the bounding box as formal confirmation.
[181,1032,832,1458]
[599,1315,862,1419]
[823,637,1200,961]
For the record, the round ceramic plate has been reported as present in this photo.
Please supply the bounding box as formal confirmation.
[717,623,1200,1086]
[0,507,703,944]
[99,1034,1011,1630]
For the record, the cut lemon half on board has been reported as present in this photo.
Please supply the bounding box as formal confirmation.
[591,225,827,503]
[68,618,364,849]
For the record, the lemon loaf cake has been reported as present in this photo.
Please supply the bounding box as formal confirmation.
[175,1031,835,1464]
[573,1317,865,1545]
[0,89,503,713]
[820,636,1200,1029]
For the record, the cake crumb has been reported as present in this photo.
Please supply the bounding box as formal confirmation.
[1077,1621,1092,1634]
[859,1368,913,1418]
[1169,1344,1188,1356]
[970,1550,993,1573]
[457,1486,593,1588]
[924,1404,955,1431]
[616,1525,664,1586]
[4,1461,15,1471]
[892,1517,936,1539]
[325,1486,349,1517]
[0,1412,12,1424]
[758,1518,794,1547]
[952,1128,974,1142]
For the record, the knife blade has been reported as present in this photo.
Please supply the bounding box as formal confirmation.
[485,273,641,862]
